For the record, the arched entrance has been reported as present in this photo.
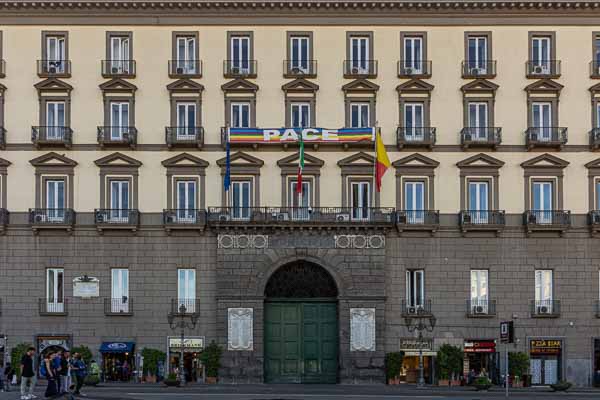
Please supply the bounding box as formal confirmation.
[264,261,339,384]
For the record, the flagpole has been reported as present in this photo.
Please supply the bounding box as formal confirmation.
[373,124,378,209]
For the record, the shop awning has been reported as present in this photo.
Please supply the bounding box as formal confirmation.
[99,342,135,353]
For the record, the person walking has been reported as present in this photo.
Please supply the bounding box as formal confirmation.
[20,347,37,400]
[42,352,57,399]
[71,353,86,396]
[4,362,14,392]
[59,351,71,394]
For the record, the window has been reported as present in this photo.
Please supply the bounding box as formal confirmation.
[350,181,370,220]
[109,180,130,221]
[534,269,553,311]
[178,269,196,313]
[531,35,552,71]
[531,102,552,140]
[466,35,488,71]
[350,103,370,128]
[468,102,488,140]
[47,268,64,313]
[403,36,423,72]
[532,181,554,223]
[289,180,311,220]
[596,103,600,129]
[230,35,250,73]
[230,180,251,220]
[349,35,370,72]
[597,180,600,210]
[111,269,129,313]
[468,181,489,223]
[289,35,310,72]
[176,102,197,138]
[403,103,424,140]
[231,102,250,128]
[176,180,196,222]
[290,103,310,128]
[470,270,489,313]
[175,35,197,74]
[44,34,66,73]
[110,101,130,140]
[404,181,424,223]
[109,34,131,74]
[46,179,65,221]
[595,34,600,67]
[46,101,66,139]
[406,269,425,308]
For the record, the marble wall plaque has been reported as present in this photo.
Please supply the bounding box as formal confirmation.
[350,308,376,351]
[228,308,254,351]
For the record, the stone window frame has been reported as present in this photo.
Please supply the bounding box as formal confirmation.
[528,31,556,63]
[521,154,569,211]
[0,84,6,131]
[171,31,200,61]
[94,153,142,209]
[104,176,134,210]
[286,31,314,62]
[337,152,380,208]
[342,79,379,128]
[284,176,316,208]
[0,158,9,208]
[457,154,504,211]
[464,31,493,63]
[282,79,319,127]
[589,83,600,128]
[226,31,254,62]
[41,31,69,62]
[277,152,324,208]
[34,79,73,129]
[106,31,133,61]
[162,153,209,210]
[585,158,600,211]
[167,79,204,128]
[399,177,430,210]
[216,151,263,207]
[99,79,138,130]
[533,268,555,300]
[392,153,440,211]
[29,152,77,209]
[345,31,374,61]
[222,79,259,128]
[524,80,563,128]
[396,79,434,127]
[400,31,428,62]
[460,80,499,128]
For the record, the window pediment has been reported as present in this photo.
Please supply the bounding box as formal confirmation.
[0,158,10,168]
[34,78,73,94]
[217,151,263,175]
[392,153,439,168]
[282,78,319,94]
[590,82,600,95]
[585,158,600,171]
[167,78,204,94]
[162,152,209,168]
[338,152,374,175]
[521,153,569,169]
[0,83,6,94]
[29,152,77,167]
[456,153,505,169]
[221,78,259,94]
[396,79,434,95]
[94,152,142,168]
[278,151,324,175]
[99,78,138,93]
[342,79,379,94]
[524,79,563,95]
[460,79,499,95]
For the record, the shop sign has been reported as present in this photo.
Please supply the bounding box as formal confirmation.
[73,276,100,298]
[464,340,496,353]
[500,321,514,343]
[38,336,70,353]
[168,337,205,350]
[227,127,375,144]
[400,338,433,351]
[530,339,562,355]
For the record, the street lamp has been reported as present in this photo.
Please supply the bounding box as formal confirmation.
[168,304,199,385]
[404,310,436,388]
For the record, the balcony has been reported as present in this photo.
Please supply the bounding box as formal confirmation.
[207,207,395,230]
[31,126,72,148]
[171,298,198,315]
[101,60,136,78]
[524,210,571,234]
[0,208,7,232]
[94,209,140,233]
[397,60,432,78]
[0,59,5,78]
[223,60,257,78]
[590,210,600,235]
[0,126,5,149]
[104,297,133,316]
[526,60,561,78]
[97,126,137,149]
[590,128,600,150]
[525,127,567,150]
[401,300,433,317]
[466,299,497,317]
[461,60,497,79]
[163,209,207,233]
[530,299,560,318]
[165,126,204,149]
[460,127,502,149]
[396,127,436,149]
[396,210,439,233]
[39,298,68,316]
[590,61,600,78]
[168,60,202,78]
[283,60,317,79]
[37,60,71,78]
[29,208,75,233]
[459,210,505,234]
[343,60,378,79]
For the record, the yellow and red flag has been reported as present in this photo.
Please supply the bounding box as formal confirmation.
[375,129,391,192]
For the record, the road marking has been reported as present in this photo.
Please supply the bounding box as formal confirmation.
[126,394,445,399]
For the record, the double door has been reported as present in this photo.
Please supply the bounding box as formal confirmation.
[530,356,559,385]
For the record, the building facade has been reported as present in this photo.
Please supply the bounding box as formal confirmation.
[0,0,600,387]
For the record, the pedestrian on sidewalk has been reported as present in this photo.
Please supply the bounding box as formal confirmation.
[59,351,71,394]
[71,353,86,396]
[42,352,57,399]
[4,362,14,392]
[0,361,5,392]
[20,347,37,400]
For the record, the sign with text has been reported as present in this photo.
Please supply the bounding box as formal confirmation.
[400,338,433,351]
[500,321,514,343]
[73,276,100,298]
[464,340,496,353]
[227,127,375,144]
[530,339,562,355]
[168,337,205,350]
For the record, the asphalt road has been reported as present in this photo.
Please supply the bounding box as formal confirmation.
[3,385,599,400]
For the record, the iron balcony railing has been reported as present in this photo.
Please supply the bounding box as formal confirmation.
[397,127,436,148]
[104,297,133,315]
[461,60,497,78]
[590,128,600,149]
[29,208,75,225]
[32,126,73,147]
[524,210,571,227]
[0,126,5,149]
[590,61,600,78]
[397,60,432,77]
[168,59,202,77]
[283,60,317,77]
[0,59,5,77]
[97,126,137,148]
[460,210,506,227]
[39,298,68,316]
[223,60,257,78]
[590,210,600,226]
[526,60,561,77]
[401,300,433,317]
[460,127,502,148]
[171,298,198,315]
[530,299,561,317]
[37,59,71,77]
[525,127,568,148]
[0,208,8,226]
[101,60,136,77]
[95,209,140,225]
[163,209,207,226]
[343,60,378,77]
[165,126,204,148]
[396,210,440,226]
[466,299,497,317]
[207,207,395,226]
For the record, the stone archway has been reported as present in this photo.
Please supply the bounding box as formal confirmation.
[263,260,339,384]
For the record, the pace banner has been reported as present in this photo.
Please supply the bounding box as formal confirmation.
[226,127,375,144]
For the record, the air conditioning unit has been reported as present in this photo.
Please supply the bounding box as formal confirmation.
[122,132,130,141]
[463,213,472,224]
[593,213,600,224]
[176,67,184,74]
[533,65,549,74]
[407,306,417,314]
[351,67,360,74]
[35,214,43,223]
[464,133,472,142]
[397,212,407,224]
[166,215,175,223]
[537,305,550,314]
[49,66,57,74]
[111,66,119,74]
[219,214,231,222]
[291,67,303,75]
[469,67,481,76]
[530,133,538,142]
[336,213,350,222]
[404,67,413,75]
[528,213,537,224]
[231,67,240,74]
[276,212,289,221]
[474,305,485,314]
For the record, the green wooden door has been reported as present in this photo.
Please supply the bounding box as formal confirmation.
[265,301,338,383]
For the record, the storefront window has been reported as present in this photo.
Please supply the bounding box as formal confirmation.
[167,337,205,383]
[463,339,498,384]
[529,339,562,385]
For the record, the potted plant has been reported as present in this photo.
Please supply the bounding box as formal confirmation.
[473,376,493,391]
[163,372,180,387]
[71,345,93,365]
[508,352,529,388]
[550,380,572,392]
[437,344,463,386]
[200,341,223,384]
[84,374,100,386]
[141,348,166,383]
[385,352,404,385]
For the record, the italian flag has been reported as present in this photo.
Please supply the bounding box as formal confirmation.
[296,137,305,194]
[375,128,391,192]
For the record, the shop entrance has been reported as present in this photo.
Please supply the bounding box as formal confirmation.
[529,339,562,385]
[463,339,498,384]
[264,261,339,384]
[99,342,135,381]
[167,337,205,383]
[594,339,600,387]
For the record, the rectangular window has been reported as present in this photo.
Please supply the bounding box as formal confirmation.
[111,268,129,313]
[404,103,424,140]
[597,103,600,129]
[532,102,552,140]
[406,269,425,308]
[110,102,130,139]
[290,35,310,72]
[176,102,197,138]
[291,103,310,128]
[230,180,251,220]
[176,180,196,222]
[531,36,551,71]
[176,36,197,74]
[470,269,489,313]
[533,181,554,223]
[403,36,423,72]
[350,36,369,72]
[230,35,250,72]
[595,35,600,66]
[46,101,66,139]
[110,35,131,74]
[177,269,196,314]
[45,35,66,73]
[467,36,488,71]
[46,179,65,221]
[468,102,489,140]
[350,181,370,220]
[350,103,370,128]
[468,181,489,223]
[47,268,64,313]
[597,181,600,210]
[110,180,130,221]
[535,269,553,312]
[404,181,424,224]
[289,180,310,220]
[231,102,250,128]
